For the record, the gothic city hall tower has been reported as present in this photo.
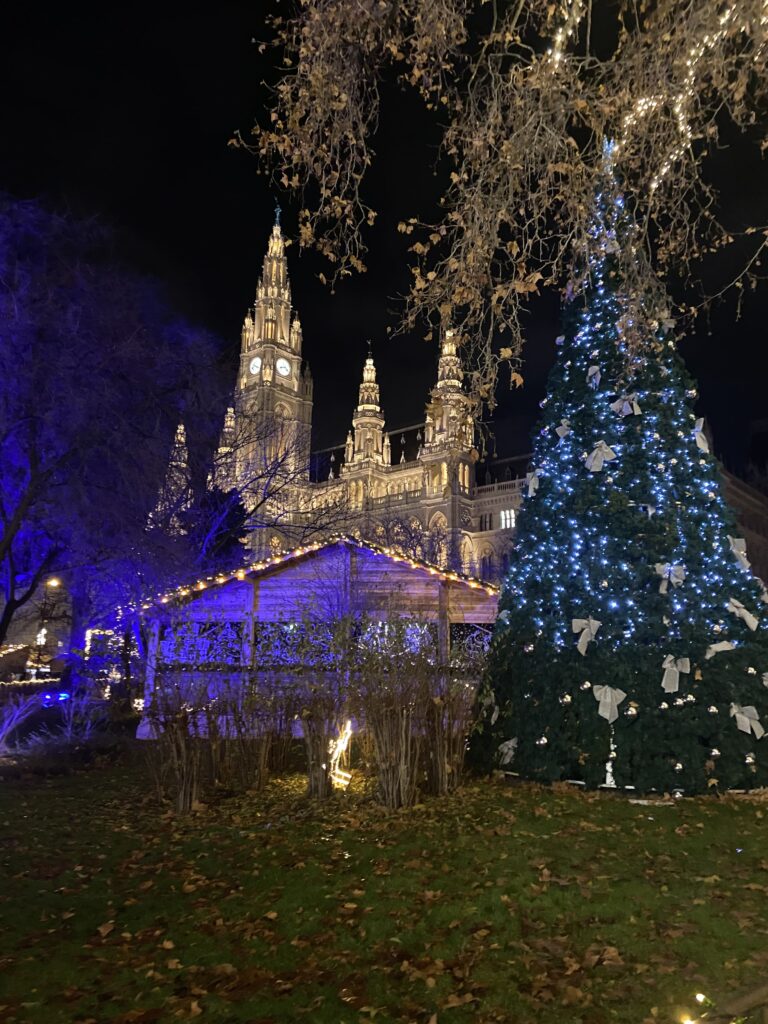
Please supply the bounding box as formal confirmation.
[215,214,526,578]
[216,216,314,504]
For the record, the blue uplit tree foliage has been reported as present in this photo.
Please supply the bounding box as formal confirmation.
[474,152,768,794]
[182,486,249,574]
[0,194,221,651]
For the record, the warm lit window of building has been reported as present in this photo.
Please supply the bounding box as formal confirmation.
[500,509,516,529]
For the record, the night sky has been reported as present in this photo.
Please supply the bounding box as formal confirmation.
[2,4,766,471]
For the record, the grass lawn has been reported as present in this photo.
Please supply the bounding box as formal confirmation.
[1,759,767,1024]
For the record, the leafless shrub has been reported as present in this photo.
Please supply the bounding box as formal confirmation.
[297,671,347,800]
[204,676,274,792]
[0,693,39,754]
[353,619,434,809]
[146,674,209,814]
[423,636,486,796]
[58,686,108,744]
[266,676,301,774]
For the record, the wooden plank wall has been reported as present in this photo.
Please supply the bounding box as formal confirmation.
[143,545,498,695]
[146,543,498,648]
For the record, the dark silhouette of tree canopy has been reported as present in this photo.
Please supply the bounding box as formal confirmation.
[182,486,250,574]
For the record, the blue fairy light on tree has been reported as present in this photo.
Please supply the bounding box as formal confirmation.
[472,147,768,794]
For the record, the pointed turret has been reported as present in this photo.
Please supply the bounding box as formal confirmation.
[211,407,236,491]
[290,314,303,353]
[423,329,474,452]
[151,422,192,534]
[342,349,387,469]
[243,215,293,352]
[357,354,381,410]
[434,328,464,392]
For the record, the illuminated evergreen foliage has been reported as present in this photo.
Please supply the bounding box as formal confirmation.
[474,167,768,794]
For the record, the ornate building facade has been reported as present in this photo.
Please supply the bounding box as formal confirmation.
[210,216,768,583]
[214,217,523,580]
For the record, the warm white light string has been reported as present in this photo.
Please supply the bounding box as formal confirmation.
[546,1,768,192]
[617,3,768,191]
[546,0,586,67]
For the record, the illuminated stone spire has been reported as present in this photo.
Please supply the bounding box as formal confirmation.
[345,347,386,467]
[357,349,381,411]
[211,407,236,491]
[151,422,192,533]
[424,328,474,451]
[242,211,294,353]
[434,328,463,392]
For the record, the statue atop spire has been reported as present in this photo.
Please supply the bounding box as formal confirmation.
[274,199,282,226]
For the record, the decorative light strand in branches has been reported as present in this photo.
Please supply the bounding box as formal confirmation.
[546,0,586,68]
[616,5,766,192]
[257,0,768,403]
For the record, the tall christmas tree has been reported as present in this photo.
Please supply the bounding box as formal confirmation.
[474,151,768,794]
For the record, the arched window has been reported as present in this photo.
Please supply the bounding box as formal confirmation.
[460,536,473,574]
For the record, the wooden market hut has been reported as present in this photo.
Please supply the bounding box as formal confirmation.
[139,537,499,710]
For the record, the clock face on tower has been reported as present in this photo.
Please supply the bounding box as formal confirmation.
[275,357,291,378]
[249,356,262,375]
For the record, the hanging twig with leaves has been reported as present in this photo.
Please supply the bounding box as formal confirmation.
[247,0,768,408]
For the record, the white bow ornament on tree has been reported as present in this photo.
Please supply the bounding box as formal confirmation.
[655,562,686,594]
[526,471,541,498]
[730,703,765,740]
[727,597,759,632]
[705,640,735,660]
[587,365,601,389]
[593,684,626,724]
[498,738,518,766]
[555,418,571,439]
[694,418,710,453]
[572,617,602,656]
[585,441,617,473]
[610,394,642,417]
[727,536,751,572]
[661,655,691,693]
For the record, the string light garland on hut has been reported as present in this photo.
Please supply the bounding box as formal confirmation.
[141,535,499,611]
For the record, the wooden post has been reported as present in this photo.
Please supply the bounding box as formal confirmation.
[437,580,449,664]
